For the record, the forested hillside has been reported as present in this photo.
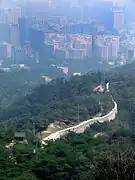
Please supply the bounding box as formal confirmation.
[1,71,135,180]
[0,73,113,132]
[0,70,43,107]
[0,66,64,107]
[111,61,135,76]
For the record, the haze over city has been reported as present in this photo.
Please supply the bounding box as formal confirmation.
[0,0,135,179]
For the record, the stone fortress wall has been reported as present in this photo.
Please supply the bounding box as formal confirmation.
[43,99,118,143]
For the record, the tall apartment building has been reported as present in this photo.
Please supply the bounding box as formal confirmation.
[0,23,10,43]
[66,49,87,60]
[110,39,120,59]
[0,42,11,60]
[1,7,21,24]
[94,35,120,60]
[70,34,92,57]
[12,46,27,63]
[18,17,27,46]
[113,5,124,31]
[10,24,19,46]
[29,28,45,62]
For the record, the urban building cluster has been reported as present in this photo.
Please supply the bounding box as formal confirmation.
[0,5,47,63]
[0,7,27,62]
[44,33,135,62]
[45,34,92,60]
[119,36,135,61]
[0,0,134,66]
[44,33,121,61]
[93,35,120,60]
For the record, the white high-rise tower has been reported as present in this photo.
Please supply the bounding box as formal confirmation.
[113,0,125,31]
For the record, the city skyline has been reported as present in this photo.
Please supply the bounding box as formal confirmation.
[0,0,134,68]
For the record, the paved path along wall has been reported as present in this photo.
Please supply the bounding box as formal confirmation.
[42,100,117,143]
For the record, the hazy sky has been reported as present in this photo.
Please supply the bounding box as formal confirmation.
[1,0,135,8]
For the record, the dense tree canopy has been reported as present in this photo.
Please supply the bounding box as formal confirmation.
[0,73,113,132]
[1,68,135,179]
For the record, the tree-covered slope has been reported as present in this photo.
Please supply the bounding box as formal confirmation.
[0,64,65,108]
[0,70,44,107]
[0,72,135,180]
[0,73,113,132]
[111,61,135,76]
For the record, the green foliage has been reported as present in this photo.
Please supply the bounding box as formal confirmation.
[12,173,37,180]
[0,70,43,107]
[0,74,112,133]
[1,71,135,180]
